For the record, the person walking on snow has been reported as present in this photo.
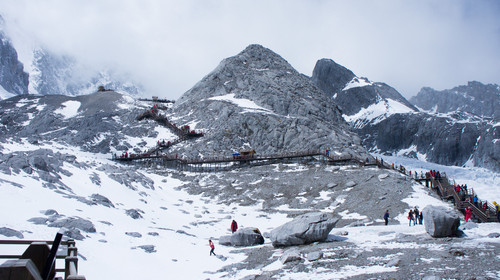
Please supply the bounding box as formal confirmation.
[413,207,419,225]
[408,209,415,226]
[231,220,238,234]
[383,210,389,225]
[209,239,216,256]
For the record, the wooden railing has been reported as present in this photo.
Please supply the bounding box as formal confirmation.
[0,238,86,280]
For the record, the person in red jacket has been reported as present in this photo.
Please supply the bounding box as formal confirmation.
[231,220,238,234]
[209,239,216,256]
[465,207,473,222]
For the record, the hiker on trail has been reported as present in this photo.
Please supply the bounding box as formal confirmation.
[231,220,238,234]
[413,207,420,225]
[418,212,423,224]
[473,195,478,207]
[209,239,216,256]
[408,209,415,226]
[384,210,389,225]
[465,207,473,222]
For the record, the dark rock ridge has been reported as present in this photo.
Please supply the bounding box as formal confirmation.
[168,44,371,159]
[311,58,417,116]
[0,17,29,96]
[311,59,499,171]
[411,81,500,119]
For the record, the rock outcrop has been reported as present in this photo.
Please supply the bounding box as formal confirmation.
[411,81,500,119]
[269,212,339,247]
[422,206,461,238]
[219,227,264,247]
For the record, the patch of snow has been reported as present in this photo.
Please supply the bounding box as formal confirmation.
[342,77,373,91]
[207,93,276,115]
[343,99,415,128]
[54,100,81,119]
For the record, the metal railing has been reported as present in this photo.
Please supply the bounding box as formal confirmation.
[0,239,86,280]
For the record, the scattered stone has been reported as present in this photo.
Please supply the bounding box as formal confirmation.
[28,217,48,225]
[345,181,356,188]
[334,231,349,236]
[90,193,114,208]
[385,257,400,267]
[422,206,460,237]
[98,239,107,243]
[280,250,301,264]
[487,232,500,238]
[0,227,24,239]
[48,217,96,233]
[270,212,340,247]
[137,245,156,253]
[306,251,323,261]
[422,276,441,280]
[125,209,144,219]
[43,209,59,216]
[61,228,85,240]
[126,232,142,238]
[99,221,113,226]
[327,183,337,188]
[148,232,159,236]
[378,174,389,180]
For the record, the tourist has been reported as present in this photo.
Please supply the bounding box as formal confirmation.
[465,207,473,222]
[408,209,415,226]
[418,211,423,224]
[209,239,216,256]
[231,220,238,234]
[413,207,419,225]
[384,210,389,226]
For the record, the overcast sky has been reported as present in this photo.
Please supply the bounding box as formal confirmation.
[2,0,500,99]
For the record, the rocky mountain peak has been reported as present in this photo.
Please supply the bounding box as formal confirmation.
[171,44,370,160]
[311,58,356,98]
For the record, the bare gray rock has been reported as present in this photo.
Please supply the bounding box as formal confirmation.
[423,206,461,237]
[270,213,339,247]
[219,228,264,247]
[0,227,24,239]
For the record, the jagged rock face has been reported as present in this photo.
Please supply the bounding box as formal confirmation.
[411,81,500,119]
[311,59,499,171]
[357,112,499,171]
[169,44,370,159]
[0,29,29,96]
[30,48,143,96]
[311,59,417,116]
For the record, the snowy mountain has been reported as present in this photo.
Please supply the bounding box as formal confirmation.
[311,59,500,172]
[2,45,499,279]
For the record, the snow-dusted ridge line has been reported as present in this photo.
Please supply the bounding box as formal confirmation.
[343,98,415,128]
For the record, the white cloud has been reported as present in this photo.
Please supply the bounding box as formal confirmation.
[1,0,499,99]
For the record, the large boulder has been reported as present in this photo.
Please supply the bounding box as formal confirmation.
[270,212,339,247]
[422,206,461,237]
[219,227,264,247]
